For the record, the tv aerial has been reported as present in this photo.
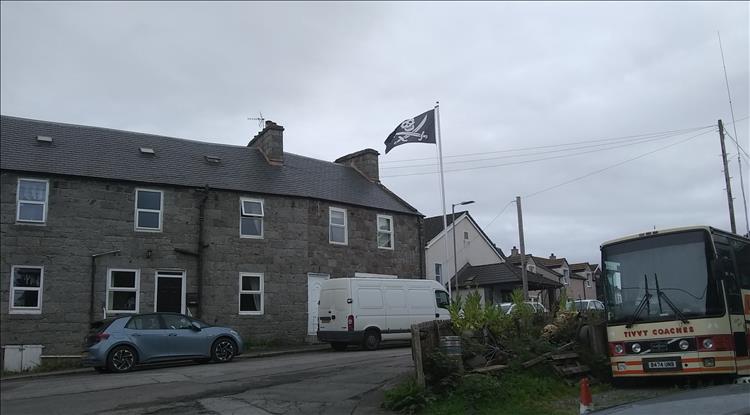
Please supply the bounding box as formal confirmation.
[247,112,266,129]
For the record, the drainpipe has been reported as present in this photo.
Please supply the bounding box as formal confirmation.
[196,186,210,318]
[90,250,121,324]
[176,186,210,318]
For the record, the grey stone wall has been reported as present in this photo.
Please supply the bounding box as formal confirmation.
[1,171,422,354]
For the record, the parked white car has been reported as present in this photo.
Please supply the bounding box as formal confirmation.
[567,299,605,311]
[498,301,547,314]
[316,277,450,351]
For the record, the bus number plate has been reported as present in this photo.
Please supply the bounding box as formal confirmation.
[643,357,681,372]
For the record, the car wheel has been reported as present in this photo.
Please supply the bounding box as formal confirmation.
[107,345,137,373]
[211,337,237,363]
[362,330,380,351]
[331,342,347,351]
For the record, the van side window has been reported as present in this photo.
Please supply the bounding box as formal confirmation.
[435,291,450,309]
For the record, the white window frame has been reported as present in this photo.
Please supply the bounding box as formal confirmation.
[239,272,264,315]
[16,178,49,224]
[585,272,592,288]
[9,265,44,314]
[562,269,570,285]
[376,214,394,250]
[134,188,163,232]
[329,207,348,245]
[435,263,443,284]
[106,269,140,314]
[239,197,264,239]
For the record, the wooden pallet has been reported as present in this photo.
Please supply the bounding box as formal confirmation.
[550,351,590,383]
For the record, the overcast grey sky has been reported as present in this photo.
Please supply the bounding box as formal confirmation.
[2,1,748,265]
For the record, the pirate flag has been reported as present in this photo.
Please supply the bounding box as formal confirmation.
[384,109,436,154]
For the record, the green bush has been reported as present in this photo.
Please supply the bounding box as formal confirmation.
[423,350,461,392]
[382,377,433,414]
[456,374,502,405]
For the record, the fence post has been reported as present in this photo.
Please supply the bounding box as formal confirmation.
[411,324,425,387]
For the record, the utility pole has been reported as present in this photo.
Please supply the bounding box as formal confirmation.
[719,119,737,234]
[516,196,529,300]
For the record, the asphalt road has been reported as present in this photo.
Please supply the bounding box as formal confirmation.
[0,347,413,415]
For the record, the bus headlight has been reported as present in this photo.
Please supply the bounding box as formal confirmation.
[614,344,624,354]
[617,363,627,371]
[678,340,690,351]
[631,343,642,353]
[702,338,713,349]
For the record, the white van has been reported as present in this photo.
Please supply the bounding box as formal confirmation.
[317,277,451,351]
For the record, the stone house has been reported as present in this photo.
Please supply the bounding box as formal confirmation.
[0,116,424,355]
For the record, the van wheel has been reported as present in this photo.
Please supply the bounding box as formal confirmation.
[362,330,381,351]
[331,342,347,351]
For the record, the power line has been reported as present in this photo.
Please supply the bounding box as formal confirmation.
[381,124,714,165]
[381,127,714,178]
[722,129,750,160]
[382,127,714,170]
[522,129,715,199]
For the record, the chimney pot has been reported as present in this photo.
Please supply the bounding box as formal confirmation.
[549,253,556,260]
[511,246,519,256]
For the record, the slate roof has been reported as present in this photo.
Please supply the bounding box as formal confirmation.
[539,257,566,268]
[455,262,561,289]
[423,211,506,258]
[424,210,467,242]
[506,254,562,278]
[0,115,420,215]
[569,263,592,272]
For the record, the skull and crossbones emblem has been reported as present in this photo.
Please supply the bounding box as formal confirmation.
[400,118,415,132]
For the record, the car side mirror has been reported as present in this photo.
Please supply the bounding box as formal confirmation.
[190,322,202,331]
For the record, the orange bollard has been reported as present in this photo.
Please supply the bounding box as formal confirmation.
[579,377,593,414]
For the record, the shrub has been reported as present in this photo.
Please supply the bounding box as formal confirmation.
[382,377,433,414]
[456,374,502,405]
[423,350,461,392]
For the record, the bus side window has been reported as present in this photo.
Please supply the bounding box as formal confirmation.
[718,244,744,315]
[733,241,750,289]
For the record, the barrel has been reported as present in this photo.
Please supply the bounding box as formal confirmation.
[439,336,462,358]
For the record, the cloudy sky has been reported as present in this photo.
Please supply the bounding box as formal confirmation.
[2,1,748,264]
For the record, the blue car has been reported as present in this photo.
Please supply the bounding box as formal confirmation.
[82,312,243,373]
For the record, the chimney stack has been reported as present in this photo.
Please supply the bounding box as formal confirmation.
[248,120,284,165]
[549,253,556,260]
[335,148,380,182]
[511,246,519,256]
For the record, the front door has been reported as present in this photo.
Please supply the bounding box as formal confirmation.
[155,271,185,313]
[307,273,330,335]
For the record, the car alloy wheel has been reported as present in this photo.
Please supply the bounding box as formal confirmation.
[108,346,136,373]
[212,338,236,362]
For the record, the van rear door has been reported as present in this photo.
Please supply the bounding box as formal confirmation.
[318,286,351,332]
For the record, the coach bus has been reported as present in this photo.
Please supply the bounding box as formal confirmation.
[601,226,749,378]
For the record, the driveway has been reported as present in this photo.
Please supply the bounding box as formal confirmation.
[1,347,413,415]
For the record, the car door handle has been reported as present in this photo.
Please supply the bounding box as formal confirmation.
[132,333,141,337]
[168,333,178,336]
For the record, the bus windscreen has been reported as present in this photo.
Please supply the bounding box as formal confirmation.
[602,230,724,324]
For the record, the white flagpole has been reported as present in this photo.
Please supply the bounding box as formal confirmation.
[434,102,452,298]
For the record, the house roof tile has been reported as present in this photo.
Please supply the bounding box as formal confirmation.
[0,115,420,215]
